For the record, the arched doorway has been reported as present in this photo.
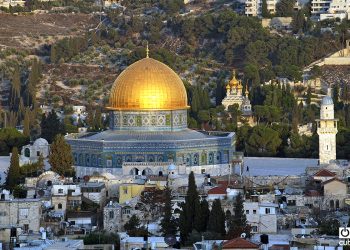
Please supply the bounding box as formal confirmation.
[330,200,334,210]
[336,200,340,209]
[129,168,140,175]
[142,168,153,176]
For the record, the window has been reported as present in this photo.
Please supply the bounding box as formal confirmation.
[265,208,271,214]
[23,224,29,233]
[20,209,29,218]
[252,226,258,232]
[123,188,128,194]
[37,151,40,156]
[70,221,75,225]
[253,210,257,214]
[58,189,63,194]
[0,211,7,216]
[123,209,131,215]
[107,160,112,167]
[246,210,249,214]
[109,211,114,219]
[58,203,63,209]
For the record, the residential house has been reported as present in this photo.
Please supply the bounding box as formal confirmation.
[244,202,278,233]
[51,184,82,217]
[0,198,41,242]
[80,182,107,207]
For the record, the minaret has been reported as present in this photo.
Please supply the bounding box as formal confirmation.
[316,88,338,165]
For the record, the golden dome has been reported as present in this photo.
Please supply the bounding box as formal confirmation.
[229,70,239,87]
[107,58,189,111]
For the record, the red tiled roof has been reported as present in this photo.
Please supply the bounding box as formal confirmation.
[222,238,260,249]
[208,185,227,195]
[313,169,336,177]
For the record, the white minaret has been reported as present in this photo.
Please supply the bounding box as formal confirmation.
[316,88,338,165]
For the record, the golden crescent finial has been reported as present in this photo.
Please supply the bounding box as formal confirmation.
[146,41,149,58]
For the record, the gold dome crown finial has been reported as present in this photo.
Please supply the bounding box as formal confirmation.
[146,41,149,58]
[229,69,238,87]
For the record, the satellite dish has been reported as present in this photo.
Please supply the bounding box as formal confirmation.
[38,189,45,197]
[241,233,246,238]
[39,227,45,233]
[164,235,177,246]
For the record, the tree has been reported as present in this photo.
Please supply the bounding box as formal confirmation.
[179,171,201,243]
[246,125,282,156]
[194,199,210,233]
[276,0,296,17]
[41,111,63,143]
[160,187,177,236]
[6,147,20,191]
[261,0,269,18]
[124,215,147,237]
[23,108,30,138]
[48,134,74,176]
[291,10,306,33]
[207,199,226,236]
[228,193,250,238]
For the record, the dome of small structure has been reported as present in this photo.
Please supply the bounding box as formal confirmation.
[33,138,49,147]
[168,164,176,171]
[321,96,333,105]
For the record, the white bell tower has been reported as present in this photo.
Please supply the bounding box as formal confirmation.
[316,88,338,165]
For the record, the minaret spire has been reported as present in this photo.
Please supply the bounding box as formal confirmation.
[146,41,149,58]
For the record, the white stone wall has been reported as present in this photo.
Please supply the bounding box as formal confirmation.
[244,202,277,233]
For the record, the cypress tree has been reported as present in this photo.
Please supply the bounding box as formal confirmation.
[261,0,269,17]
[208,199,226,236]
[23,108,30,138]
[41,111,63,143]
[194,198,210,232]
[10,66,21,112]
[228,193,250,238]
[179,171,201,243]
[48,134,74,176]
[6,147,20,191]
[160,187,177,236]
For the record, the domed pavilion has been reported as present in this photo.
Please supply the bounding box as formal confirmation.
[66,55,235,177]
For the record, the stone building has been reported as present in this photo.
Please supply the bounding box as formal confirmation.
[0,198,41,242]
[80,182,107,207]
[244,202,278,233]
[51,184,82,217]
[20,138,49,166]
[316,89,338,165]
[103,201,122,232]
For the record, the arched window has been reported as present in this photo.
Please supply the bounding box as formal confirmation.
[58,203,63,209]
[330,200,334,209]
[24,148,30,157]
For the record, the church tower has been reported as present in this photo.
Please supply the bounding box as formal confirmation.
[316,89,338,165]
